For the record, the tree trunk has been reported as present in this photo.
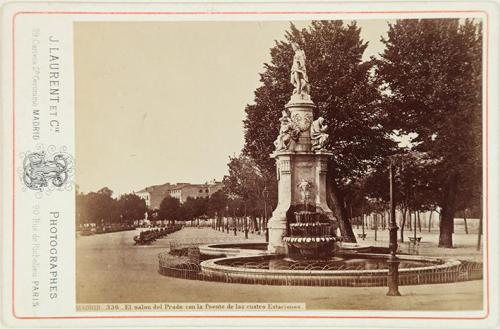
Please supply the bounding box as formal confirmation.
[464,213,469,234]
[252,216,258,233]
[361,198,365,237]
[408,211,412,231]
[417,210,421,232]
[349,204,353,224]
[477,215,482,251]
[400,207,407,243]
[327,180,357,243]
[413,211,417,242]
[361,214,365,237]
[428,210,433,232]
[439,176,458,248]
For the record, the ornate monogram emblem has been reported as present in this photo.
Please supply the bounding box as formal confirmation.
[22,151,73,191]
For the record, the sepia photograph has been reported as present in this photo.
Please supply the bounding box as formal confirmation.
[74,18,484,311]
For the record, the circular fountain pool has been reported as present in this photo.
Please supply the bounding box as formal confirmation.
[158,242,482,287]
[199,252,464,287]
[212,254,435,271]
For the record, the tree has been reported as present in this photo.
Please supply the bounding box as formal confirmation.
[118,193,147,224]
[364,151,440,242]
[207,190,228,218]
[76,192,88,227]
[376,19,482,247]
[158,196,182,224]
[182,197,208,222]
[223,155,272,218]
[242,21,396,241]
[75,187,119,225]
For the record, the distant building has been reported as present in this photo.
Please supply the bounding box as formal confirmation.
[136,180,224,209]
[136,183,174,209]
[168,181,224,203]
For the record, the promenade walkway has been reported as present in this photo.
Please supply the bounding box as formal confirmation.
[76,227,483,311]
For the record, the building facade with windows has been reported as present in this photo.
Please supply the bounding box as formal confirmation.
[136,183,175,210]
[136,180,224,209]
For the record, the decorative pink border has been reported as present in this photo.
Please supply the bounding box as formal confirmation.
[11,10,490,321]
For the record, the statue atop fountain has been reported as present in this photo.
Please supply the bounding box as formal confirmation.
[290,42,311,103]
[267,42,338,257]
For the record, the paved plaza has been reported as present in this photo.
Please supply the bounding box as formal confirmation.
[76,226,484,311]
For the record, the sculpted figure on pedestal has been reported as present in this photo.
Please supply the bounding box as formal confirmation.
[310,117,329,151]
[274,111,299,151]
[290,43,310,98]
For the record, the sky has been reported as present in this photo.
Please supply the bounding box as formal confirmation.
[75,20,393,196]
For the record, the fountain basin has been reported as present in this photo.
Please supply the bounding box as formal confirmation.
[283,236,336,243]
[159,242,482,287]
[293,211,325,223]
[199,253,466,287]
[198,242,268,257]
[283,236,336,258]
[289,223,332,237]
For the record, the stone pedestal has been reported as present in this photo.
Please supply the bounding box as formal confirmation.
[267,151,334,253]
[286,101,315,152]
[267,99,335,254]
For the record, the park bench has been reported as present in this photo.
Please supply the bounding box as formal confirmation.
[135,232,157,244]
[133,225,183,245]
[133,235,154,245]
[408,236,422,244]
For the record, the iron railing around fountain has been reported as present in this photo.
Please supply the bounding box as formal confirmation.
[169,236,263,252]
[158,252,483,287]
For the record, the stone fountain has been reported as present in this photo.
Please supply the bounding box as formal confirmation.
[282,179,337,258]
[267,42,338,257]
[159,43,479,288]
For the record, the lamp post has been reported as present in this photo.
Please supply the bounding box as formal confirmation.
[387,160,401,296]
[361,196,366,240]
[262,187,269,242]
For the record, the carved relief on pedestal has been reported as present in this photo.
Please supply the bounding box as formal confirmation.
[291,111,313,132]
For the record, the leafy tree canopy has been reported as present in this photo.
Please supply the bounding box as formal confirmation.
[376,18,482,247]
[243,21,396,183]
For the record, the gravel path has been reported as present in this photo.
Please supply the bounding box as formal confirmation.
[76,227,483,311]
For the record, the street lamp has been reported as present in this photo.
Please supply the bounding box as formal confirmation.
[262,187,269,242]
[387,160,401,296]
[361,196,366,240]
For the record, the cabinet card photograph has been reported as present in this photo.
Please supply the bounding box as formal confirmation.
[1,1,498,328]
